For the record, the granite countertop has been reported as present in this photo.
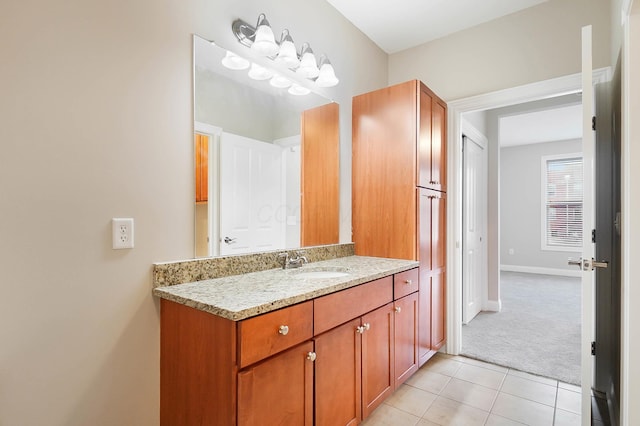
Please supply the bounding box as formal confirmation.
[153,255,418,321]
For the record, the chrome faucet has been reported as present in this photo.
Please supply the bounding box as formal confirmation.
[279,250,309,269]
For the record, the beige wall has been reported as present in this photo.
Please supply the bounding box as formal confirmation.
[0,0,387,424]
[389,0,611,101]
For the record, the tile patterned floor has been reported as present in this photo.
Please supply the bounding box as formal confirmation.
[362,354,581,426]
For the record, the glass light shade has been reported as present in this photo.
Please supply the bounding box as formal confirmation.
[275,32,300,69]
[296,43,319,79]
[221,51,250,70]
[316,59,339,87]
[248,63,273,80]
[270,74,292,88]
[288,84,311,96]
[251,14,278,56]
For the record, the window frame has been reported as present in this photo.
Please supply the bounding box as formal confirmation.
[540,152,583,252]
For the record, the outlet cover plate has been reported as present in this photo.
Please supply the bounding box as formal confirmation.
[112,218,134,249]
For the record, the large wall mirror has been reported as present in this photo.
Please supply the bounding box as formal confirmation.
[193,35,339,258]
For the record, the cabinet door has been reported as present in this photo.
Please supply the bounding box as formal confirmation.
[418,276,432,366]
[418,84,447,192]
[394,292,419,387]
[195,133,209,203]
[431,98,447,192]
[352,80,418,260]
[431,271,446,350]
[238,341,313,426]
[361,303,394,419]
[315,319,361,426]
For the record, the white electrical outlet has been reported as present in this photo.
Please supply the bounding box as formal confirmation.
[112,218,134,249]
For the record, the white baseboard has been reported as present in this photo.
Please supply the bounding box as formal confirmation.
[500,264,581,278]
[483,299,501,312]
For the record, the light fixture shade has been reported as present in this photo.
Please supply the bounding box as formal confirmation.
[270,74,292,88]
[288,84,311,96]
[316,56,339,87]
[296,43,319,79]
[248,62,273,80]
[251,14,279,56]
[275,30,300,69]
[221,51,250,70]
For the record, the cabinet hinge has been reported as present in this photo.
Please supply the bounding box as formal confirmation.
[591,341,596,356]
[592,116,596,131]
[592,229,596,243]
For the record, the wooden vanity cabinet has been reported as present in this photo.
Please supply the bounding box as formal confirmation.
[160,269,420,426]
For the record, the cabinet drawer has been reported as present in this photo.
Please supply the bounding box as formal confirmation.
[238,301,313,368]
[314,276,393,335]
[394,268,419,299]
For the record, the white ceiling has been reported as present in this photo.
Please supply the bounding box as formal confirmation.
[500,104,583,147]
[326,0,549,53]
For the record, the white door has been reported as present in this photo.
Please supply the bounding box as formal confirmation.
[578,25,595,425]
[462,135,488,324]
[219,132,285,255]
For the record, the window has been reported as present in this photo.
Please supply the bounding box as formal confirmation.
[541,154,583,250]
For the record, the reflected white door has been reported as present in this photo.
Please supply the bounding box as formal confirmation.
[462,135,487,324]
[219,132,285,255]
[578,25,595,425]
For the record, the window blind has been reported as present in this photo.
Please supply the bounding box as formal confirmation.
[544,156,583,248]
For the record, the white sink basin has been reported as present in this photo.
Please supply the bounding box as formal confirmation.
[291,268,351,279]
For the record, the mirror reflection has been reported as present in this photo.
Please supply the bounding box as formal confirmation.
[193,35,339,258]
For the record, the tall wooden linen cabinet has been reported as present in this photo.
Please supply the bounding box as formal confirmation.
[352,80,447,366]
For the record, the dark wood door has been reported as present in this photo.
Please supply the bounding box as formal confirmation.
[394,292,419,387]
[593,64,621,424]
[431,271,446,350]
[361,303,394,419]
[237,341,314,426]
[315,319,361,426]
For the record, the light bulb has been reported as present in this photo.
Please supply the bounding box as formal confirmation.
[275,30,300,69]
[270,74,292,88]
[296,43,319,79]
[288,84,311,96]
[251,14,278,56]
[316,56,339,87]
[248,63,273,80]
[221,51,250,70]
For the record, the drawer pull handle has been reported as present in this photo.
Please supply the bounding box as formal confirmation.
[356,326,365,334]
[395,306,402,314]
[278,325,289,336]
[307,352,317,362]
[404,279,413,285]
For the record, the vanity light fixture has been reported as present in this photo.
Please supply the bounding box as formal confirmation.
[231,13,339,91]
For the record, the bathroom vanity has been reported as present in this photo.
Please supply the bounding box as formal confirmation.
[154,253,418,425]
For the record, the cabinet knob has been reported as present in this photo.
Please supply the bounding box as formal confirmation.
[395,306,402,313]
[278,325,289,336]
[356,325,365,334]
[363,323,370,331]
[307,351,317,362]
[404,279,412,285]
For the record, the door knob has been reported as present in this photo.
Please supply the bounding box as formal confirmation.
[568,258,609,271]
[223,236,237,244]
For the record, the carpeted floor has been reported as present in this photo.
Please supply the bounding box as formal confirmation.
[461,271,581,385]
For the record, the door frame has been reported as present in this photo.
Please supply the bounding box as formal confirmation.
[446,67,611,356]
